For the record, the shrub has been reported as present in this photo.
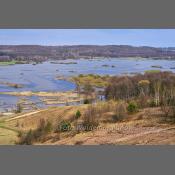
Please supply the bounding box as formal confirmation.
[16,102,22,113]
[18,129,34,145]
[83,83,94,96]
[24,130,34,145]
[59,120,72,132]
[75,140,84,145]
[79,74,84,78]
[160,93,175,119]
[137,95,150,108]
[84,99,90,104]
[17,119,53,145]
[170,105,175,123]
[113,102,127,122]
[148,98,157,107]
[44,121,53,133]
[161,105,171,119]
[127,101,138,113]
[97,100,116,114]
[75,110,81,119]
[82,105,99,131]
[17,130,23,138]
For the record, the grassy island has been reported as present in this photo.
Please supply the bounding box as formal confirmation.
[0,60,17,66]
[71,74,111,88]
[0,60,32,66]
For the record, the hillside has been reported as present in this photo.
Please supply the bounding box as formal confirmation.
[2,105,175,145]
[0,45,175,62]
[1,71,175,145]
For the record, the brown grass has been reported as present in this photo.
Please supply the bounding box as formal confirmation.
[2,101,175,145]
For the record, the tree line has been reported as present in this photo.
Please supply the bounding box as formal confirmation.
[105,71,175,111]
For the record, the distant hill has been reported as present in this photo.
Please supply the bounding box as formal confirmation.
[0,45,175,61]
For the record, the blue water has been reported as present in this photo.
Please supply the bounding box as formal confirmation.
[0,57,175,112]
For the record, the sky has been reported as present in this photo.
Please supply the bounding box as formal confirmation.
[0,29,174,47]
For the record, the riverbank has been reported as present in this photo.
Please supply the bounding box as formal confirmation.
[0,90,94,114]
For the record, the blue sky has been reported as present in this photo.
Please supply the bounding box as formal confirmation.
[0,29,174,47]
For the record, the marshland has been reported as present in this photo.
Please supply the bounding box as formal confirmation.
[1,57,175,145]
[0,57,175,113]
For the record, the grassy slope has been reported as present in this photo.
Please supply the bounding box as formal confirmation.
[0,120,18,145]
[1,105,175,145]
[5,106,87,131]
[0,105,87,145]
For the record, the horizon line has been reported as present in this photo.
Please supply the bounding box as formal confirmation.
[0,44,173,48]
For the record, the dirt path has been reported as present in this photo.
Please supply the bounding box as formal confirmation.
[5,109,47,122]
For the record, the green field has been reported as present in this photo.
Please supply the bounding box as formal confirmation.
[0,60,17,66]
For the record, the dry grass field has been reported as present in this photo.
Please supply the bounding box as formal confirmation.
[1,102,175,145]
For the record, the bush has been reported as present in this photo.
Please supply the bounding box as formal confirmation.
[137,95,150,108]
[84,99,90,104]
[17,131,23,138]
[59,120,72,132]
[127,102,138,113]
[44,121,53,133]
[160,94,175,119]
[113,102,127,122]
[16,102,23,113]
[148,99,157,107]
[17,129,34,145]
[83,83,94,96]
[82,105,99,131]
[17,119,53,145]
[100,101,113,113]
[75,110,81,119]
